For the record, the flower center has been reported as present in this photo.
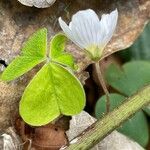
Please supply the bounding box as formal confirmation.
[85,44,103,61]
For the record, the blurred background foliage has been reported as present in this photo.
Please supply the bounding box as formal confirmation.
[118,22,150,61]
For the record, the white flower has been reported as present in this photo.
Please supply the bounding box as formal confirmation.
[58,9,118,60]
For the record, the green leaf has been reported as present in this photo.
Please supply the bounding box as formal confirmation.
[22,28,47,57]
[95,94,125,118]
[50,33,75,69]
[1,28,47,81]
[1,56,45,81]
[118,111,149,147]
[105,61,150,116]
[105,61,150,96]
[95,94,149,147]
[19,62,85,126]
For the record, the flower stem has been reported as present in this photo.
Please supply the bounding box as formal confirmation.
[64,85,150,150]
[95,61,110,113]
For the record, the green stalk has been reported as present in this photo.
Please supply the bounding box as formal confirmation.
[95,61,110,113]
[64,85,150,150]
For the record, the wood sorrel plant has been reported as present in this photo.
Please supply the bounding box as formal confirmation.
[1,9,150,150]
[1,29,85,126]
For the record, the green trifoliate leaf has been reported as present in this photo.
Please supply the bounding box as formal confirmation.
[49,33,75,69]
[105,61,150,96]
[95,94,149,147]
[19,62,85,126]
[105,61,150,117]
[1,28,47,81]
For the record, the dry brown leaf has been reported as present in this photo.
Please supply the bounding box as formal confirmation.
[32,124,68,150]
[14,117,69,149]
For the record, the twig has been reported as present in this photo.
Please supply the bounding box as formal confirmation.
[64,85,150,150]
[95,61,110,113]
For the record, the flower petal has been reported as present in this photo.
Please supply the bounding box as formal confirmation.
[58,17,74,41]
[97,9,118,48]
[58,17,85,49]
[71,9,100,47]
[69,22,86,48]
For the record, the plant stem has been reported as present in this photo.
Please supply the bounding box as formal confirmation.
[64,85,150,150]
[95,61,110,113]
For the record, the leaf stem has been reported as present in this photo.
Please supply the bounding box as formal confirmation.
[64,85,150,150]
[95,61,110,113]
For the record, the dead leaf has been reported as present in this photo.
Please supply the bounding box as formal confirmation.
[14,116,70,149]
[31,124,68,150]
